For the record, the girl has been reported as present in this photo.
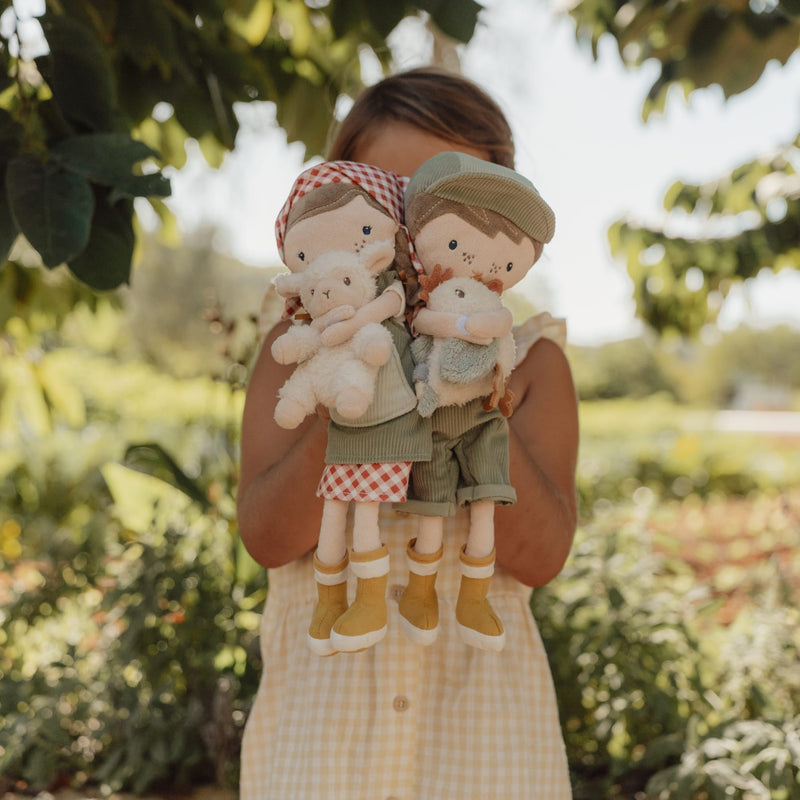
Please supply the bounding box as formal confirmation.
[237,67,578,800]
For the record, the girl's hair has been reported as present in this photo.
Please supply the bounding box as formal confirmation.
[327,67,515,169]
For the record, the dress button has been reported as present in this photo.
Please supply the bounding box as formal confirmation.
[390,584,405,601]
[393,695,410,712]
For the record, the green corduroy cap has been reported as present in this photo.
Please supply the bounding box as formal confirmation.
[405,151,555,243]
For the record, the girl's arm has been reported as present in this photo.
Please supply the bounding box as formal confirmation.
[236,321,328,568]
[495,338,579,587]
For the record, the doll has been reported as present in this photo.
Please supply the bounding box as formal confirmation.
[273,162,430,656]
[398,151,556,652]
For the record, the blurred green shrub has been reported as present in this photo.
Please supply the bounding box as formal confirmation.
[0,306,265,794]
[577,396,800,515]
[534,501,800,799]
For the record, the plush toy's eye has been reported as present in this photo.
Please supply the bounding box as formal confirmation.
[449,239,458,250]
[343,277,351,285]
[298,251,305,262]
[309,288,315,295]
[362,225,372,235]
[506,262,513,272]
[455,288,465,298]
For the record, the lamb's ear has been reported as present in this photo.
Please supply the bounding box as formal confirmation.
[273,272,303,298]
[361,240,397,275]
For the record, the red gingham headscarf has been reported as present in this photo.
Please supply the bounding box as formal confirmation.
[275,161,408,263]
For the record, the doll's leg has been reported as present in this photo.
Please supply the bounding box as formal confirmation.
[308,499,350,656]
[330,501,388,652]
[351,501,381,553]
[399,515,443,645]
[317,499,349,564]
[456,499,505,652]
[465,498,494,558]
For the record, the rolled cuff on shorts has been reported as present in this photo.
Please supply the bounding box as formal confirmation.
[457,483,516,507]
[396,483,516,517]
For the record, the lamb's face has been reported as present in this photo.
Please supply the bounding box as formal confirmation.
[426,276,502,315]
[300,252,378,319]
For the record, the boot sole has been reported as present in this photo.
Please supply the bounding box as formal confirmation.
[457,622,506,652]
[330,624,387,653]
[399,615,439,646]
[307,633,338,657]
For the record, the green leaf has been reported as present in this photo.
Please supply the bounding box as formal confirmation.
[123,443,211,509]
[275,74,334,157]
[0,108,22,168]
[226,0,274,46]
[36,13,115,131]
[425,0,483,42]
[51,133,171,199]
[6,154,94,268]
[0,167,18,262]
[115,0,180,75]
[0,33,13,94]
[101,461,194,532]
[365,2,407,37]
[67,194,134,289]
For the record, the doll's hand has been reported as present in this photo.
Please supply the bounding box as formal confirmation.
[414,308,492,345]
[462,308,514,340]
[273,272,302,298]
[320,316,362,347]
[310,305,355,333]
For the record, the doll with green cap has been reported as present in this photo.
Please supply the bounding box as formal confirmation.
[398,150,555,652]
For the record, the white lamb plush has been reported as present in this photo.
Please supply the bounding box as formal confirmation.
[271,241,396,429]
[411,271,516,418]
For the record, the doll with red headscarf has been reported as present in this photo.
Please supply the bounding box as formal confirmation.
[272,162,430,656]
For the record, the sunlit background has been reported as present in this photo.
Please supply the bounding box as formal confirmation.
[163,0,800,344]
[2,1,799,798]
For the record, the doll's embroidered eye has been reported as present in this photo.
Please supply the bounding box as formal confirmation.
[362,225,372,235]
[344,277,351,285]
[506,262,513,271]
[449,240,457,250]
[298,252,305,262]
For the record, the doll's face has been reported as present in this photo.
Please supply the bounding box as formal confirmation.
[282,194,398,273]
[412,212,536,291]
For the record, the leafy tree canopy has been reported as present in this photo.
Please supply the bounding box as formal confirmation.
[0,0,482,291]
[568,0,800,336]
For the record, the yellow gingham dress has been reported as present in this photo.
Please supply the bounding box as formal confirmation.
[239,314,572,800]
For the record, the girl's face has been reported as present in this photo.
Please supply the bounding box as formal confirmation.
[282,194,398,272]
[413,212,536,291]
[355,121,491,178]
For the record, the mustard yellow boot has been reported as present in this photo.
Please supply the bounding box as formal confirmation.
[399,539,442,646]
[329,545,389,653]
[455,546,506,652]
[307,552,350,657]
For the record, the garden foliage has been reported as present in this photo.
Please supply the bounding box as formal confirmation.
[1,283,799,797]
